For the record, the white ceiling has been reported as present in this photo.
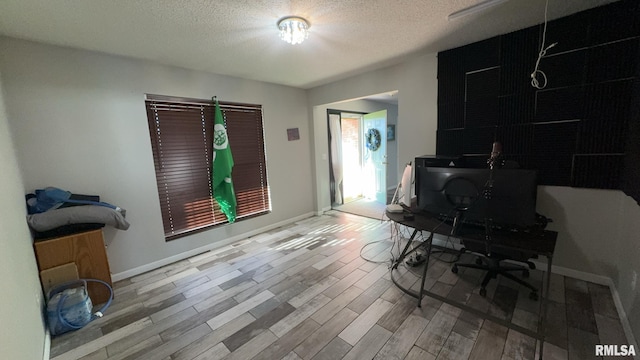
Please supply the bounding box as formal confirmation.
[0,0,618,89]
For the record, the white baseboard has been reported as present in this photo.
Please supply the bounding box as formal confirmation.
[609,282,640,359]
[528,259,610,285]
[111,212,315,282]
[43,328,50,360]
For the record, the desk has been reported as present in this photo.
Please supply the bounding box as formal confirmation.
[386,210,557,359]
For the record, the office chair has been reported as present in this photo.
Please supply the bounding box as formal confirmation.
[451,244,538,300]
[450,143,539,300]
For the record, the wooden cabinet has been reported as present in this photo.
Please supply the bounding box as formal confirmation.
[34,229,112,304]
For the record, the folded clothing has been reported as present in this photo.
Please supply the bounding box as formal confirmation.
[33,223,105,240]
[27,205,130,232]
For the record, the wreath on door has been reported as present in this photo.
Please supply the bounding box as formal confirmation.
[365,128,382,151]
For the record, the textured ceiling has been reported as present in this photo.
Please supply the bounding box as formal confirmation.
[0,0,618,89]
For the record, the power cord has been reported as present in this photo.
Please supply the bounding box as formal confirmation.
[430,234,461,264]
[359,218,403,265]
[402,209,461,266]
[416,210,461,265]
[359,209,462,267]
[530,0,558,90]
[359,239,392,264]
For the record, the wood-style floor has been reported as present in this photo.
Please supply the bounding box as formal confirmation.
[50,211,629,360]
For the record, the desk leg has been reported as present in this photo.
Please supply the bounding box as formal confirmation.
[537,255,553,360]
[417,232,435,308]
[393,229,419,270]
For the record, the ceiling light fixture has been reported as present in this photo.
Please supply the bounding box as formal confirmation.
[278,16,310,45]
[448,0,510,20]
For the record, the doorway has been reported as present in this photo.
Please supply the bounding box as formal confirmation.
[328,109,388,219]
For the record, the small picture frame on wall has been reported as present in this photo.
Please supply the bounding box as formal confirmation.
[287,128,300,141]
[387,124,395,141]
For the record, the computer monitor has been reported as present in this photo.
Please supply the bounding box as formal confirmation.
[415,166,538,229]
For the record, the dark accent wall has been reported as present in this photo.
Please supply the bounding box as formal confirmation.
[436,0,640,202]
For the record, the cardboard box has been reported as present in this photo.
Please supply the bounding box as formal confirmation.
[40,262,79,295]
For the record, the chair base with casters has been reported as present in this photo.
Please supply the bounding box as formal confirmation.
[451,250,539,300]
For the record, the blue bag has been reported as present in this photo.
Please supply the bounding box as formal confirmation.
[28,187,118,214]
[46,279,113,336]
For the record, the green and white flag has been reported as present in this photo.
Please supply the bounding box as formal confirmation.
[212,99,237,223]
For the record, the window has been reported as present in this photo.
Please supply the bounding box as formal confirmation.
[145,94,270,240]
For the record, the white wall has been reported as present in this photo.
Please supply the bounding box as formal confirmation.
[0,37,314,278]
[308,50,639,345]
[537,186,640,344]
[0,72,47,360]
[536,187,625,275]
[614,195,640,345]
